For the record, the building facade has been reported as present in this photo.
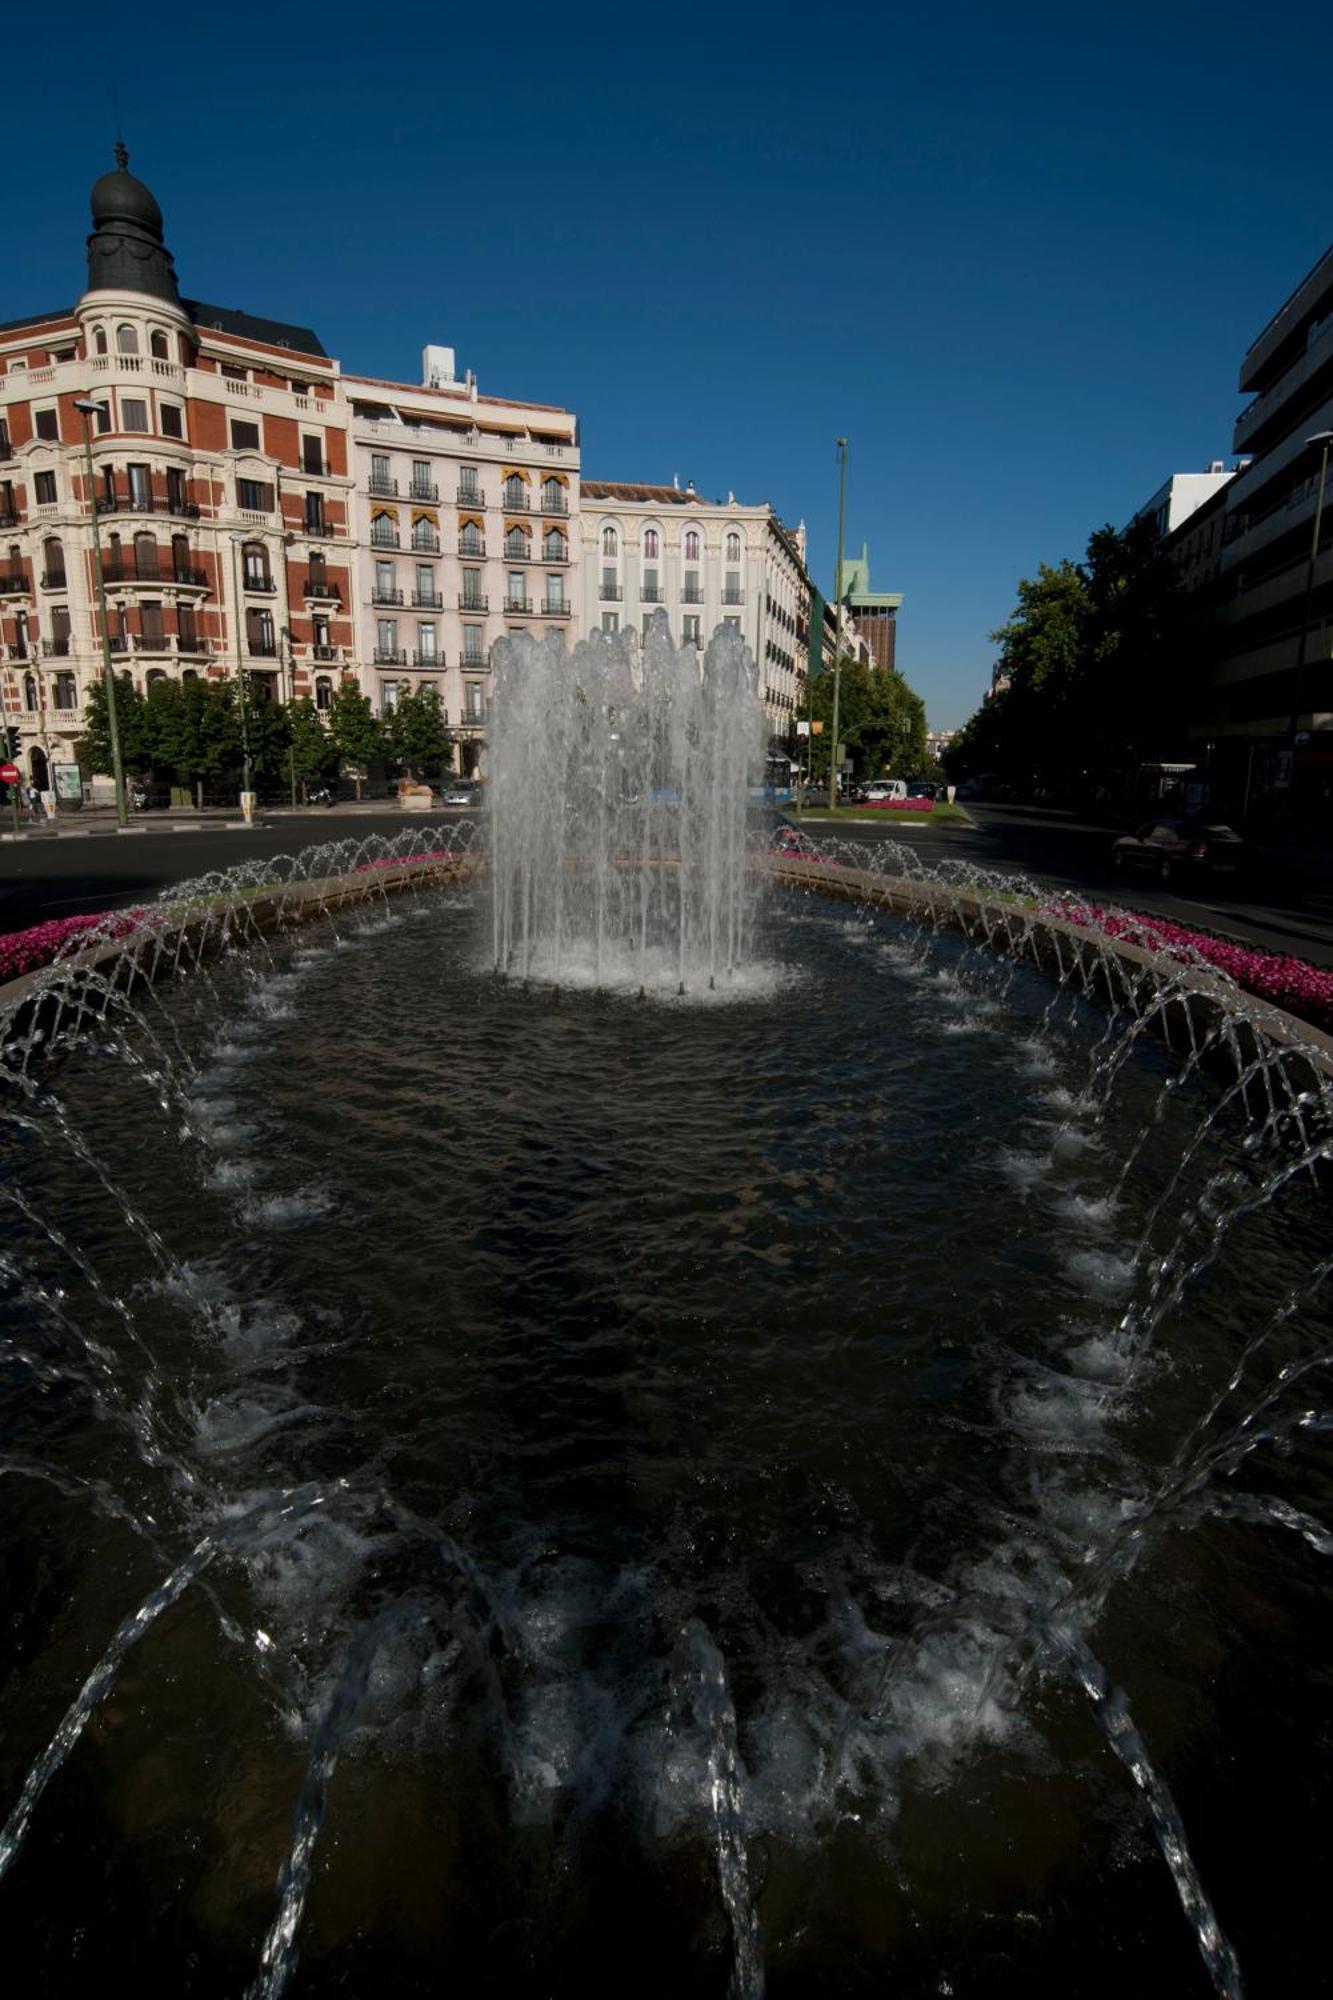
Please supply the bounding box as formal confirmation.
[1201,245,1333,818]
[579,480,811,744]
[0,151,580,788]
[0,149,356,790]
[347,359,578,774]
[839,542,903,673]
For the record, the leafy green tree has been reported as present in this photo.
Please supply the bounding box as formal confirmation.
[385,684,453,780]
[807,657,928,780]
[289,695,338,789]
[77,671,150,775]
[329,681,383,798]
[241,684,292,785]
[146,678,243,804]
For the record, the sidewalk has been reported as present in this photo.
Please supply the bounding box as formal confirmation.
[0,799,404,841]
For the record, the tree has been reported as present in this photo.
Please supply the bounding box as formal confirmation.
[289,695,338,790]
[807,657,929,781]
[329,681,383,799]
[385,684,453,780]
[242,685,292,785]
[77,671,150,776]
[145,678,242,805]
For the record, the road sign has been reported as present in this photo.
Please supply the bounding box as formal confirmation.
[0,762,20,785]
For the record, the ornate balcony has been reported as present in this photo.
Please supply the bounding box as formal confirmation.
[456,487,485,508]
[248,640,279,658]
[458,593,489,613]
[541,601,572,617]
[371,587,404,606]
[311,643,339,661]
[304,575,342,601]
[40,570,68,591]
[504,595,533,614]
[501,491,530,513]
[599,584,623,601]
[368,475,398,497]
[373,647,407,666]
[413,589,443,609]
[408,481,439,503]
[42,637,72,657]
[458,538,486,559]
[539,492,569,515]
[242,575,276,594]
[0,573,27,595]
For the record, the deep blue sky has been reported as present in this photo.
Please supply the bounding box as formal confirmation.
[8,3,1328,725]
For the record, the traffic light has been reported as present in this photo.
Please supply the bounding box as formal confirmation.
[3,726,17,760]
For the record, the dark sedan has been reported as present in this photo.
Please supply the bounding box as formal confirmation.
[1111,817,1247,882]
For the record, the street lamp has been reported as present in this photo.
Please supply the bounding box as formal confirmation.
[827,439,849,813]
[1286,429,1333,802]
[73,397,127,826]
[228,533,255,813]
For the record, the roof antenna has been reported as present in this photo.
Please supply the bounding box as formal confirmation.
[110,59,127,169]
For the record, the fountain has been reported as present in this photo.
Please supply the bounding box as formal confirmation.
[0,625,1331,1999]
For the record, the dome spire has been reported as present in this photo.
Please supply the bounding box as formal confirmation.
[85,146,179,305]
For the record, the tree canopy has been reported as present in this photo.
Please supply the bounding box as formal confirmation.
[806,657,929,780]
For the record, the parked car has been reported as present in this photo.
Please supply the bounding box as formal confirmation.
[905,780,939,800]
[1111,818,1247,882]
[862,779,908,803]
[439,779,483,807]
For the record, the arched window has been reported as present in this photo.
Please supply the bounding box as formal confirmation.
[243,541,268,587]
[134,531,158,581]
[725,531,742,562]
[643,528,659,559]
[602,525,618,557]
[684,530,700,561]
[542,476,564,511]
[504,524,530,559]
[94,326,107,356]
[42,536,65,587]
[503,474,525,507]
[116,324,139,355]
[315,675,333,712]
[181,668,199,683]
[145,668,167,687]
[149,330,169,359]
[542,531,567,561]
[411,515,438,551]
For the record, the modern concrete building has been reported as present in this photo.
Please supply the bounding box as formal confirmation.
[839,542,903,673]
[346,357,578,774]
[1136,466,1237,541]
[579,480,811,744]
[1201,244,1333,819]
[0,148,356,791]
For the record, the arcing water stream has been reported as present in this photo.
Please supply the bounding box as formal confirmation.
[0,711,1331,1993]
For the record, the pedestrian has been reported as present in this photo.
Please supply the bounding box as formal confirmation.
[25,782,40,821]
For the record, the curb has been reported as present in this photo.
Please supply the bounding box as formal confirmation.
[2,820,258,841]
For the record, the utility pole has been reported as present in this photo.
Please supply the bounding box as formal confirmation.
[73,399,127,826]
[827,438,848,813]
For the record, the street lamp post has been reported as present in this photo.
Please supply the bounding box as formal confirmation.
[1286,431,1333,811]
[827,439,849,813]
[73,398,128,826]
[229,534,255,817]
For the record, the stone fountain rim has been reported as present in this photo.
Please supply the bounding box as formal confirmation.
[0,846,1329,1087]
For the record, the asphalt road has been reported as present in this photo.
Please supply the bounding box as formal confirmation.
[3,801,1331,967]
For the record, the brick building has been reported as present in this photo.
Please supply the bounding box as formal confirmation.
[0,148,355,790]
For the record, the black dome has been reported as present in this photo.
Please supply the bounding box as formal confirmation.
[89,145,163,240]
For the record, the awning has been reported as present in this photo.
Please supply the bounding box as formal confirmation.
[410,508,439,526]
[456,513,484,531]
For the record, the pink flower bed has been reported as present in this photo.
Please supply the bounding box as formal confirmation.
[354,850,453,873]
[1052,901,1333,1032]
[0,908,154,983]
[861,795,934,812]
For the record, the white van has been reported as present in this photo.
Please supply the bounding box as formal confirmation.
[862,778,907,803]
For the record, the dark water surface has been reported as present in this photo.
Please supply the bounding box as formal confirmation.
[1,884,1329,1996]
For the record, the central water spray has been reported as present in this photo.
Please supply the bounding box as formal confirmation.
[488,620,767,994]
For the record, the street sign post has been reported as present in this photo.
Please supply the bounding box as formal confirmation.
[0,763,20,837]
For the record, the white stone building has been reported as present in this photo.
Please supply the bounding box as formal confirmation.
[579,480,811,743]
[347,351,579,774]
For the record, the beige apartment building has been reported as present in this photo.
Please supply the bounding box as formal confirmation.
[346,352,578,774]
[579,480,810,745]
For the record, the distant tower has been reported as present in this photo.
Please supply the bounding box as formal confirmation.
[840,540,903,672]
[85,143,180,304]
